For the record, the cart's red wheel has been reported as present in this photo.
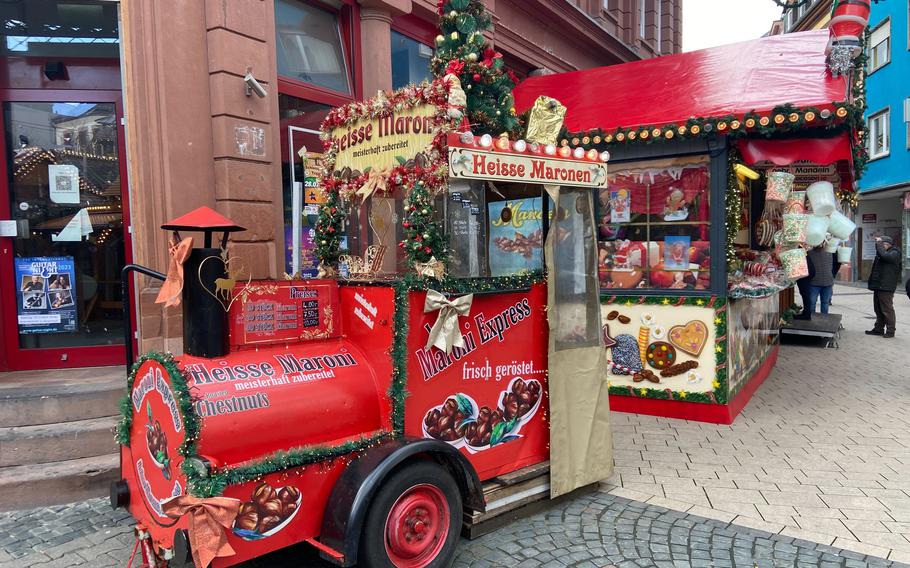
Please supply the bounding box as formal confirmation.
[384,484,450,567]
[359,461,462,568]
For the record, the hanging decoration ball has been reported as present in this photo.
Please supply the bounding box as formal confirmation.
[805,111,816,122]
[495,110,501,116]
[423,233,430,239]
[731,120,741,130]
[759,116,770,126]
[558,146,572,158]
[460,131,476,145]
[788,113,799,123]
[472,73,481,82]
[421,209,428,214]
[449,10,457,17]
[436,35,445,44]
[466,84,472,90]
[600,150,611,162]
[513,139,528,152]
[450,31,459,40]
[774,114,785,125]
[479,133,494,148]
[820,108,832,119]
[572,147,586,159]
[544,144,557,155]
[745,118,756,128]
[586,148,599,160]
[467,52,478,62]
[836,107,848,118]
[690,125,701,135]
[509,107,516,115]
[665,130,674,139]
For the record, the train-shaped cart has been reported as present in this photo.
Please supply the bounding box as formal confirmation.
[112,78,614,568]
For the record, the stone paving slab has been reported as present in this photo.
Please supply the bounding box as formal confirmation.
[1,493,908,567]
[604,286,910,564]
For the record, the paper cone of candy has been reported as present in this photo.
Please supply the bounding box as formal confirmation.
[828,210,856,240]
[806,215,830,247]
[781,213,808,244]
[824,235,840,253]
[784,191,806,214]
[837,246,853,264]
[806,181,836,216]
[779,248,809,279]
[766,171,794,203]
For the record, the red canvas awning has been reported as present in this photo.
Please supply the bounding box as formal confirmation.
[513,30,849,135]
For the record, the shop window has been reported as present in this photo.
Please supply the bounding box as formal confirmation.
[597,155,712,291]
[867,109,890,159]
[0,0,119,58]
[391,31,433,90]
[275,0,352,95]
[446,181,548,279]
[868,19,890,74]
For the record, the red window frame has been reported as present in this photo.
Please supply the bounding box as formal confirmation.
[391,14,438,47]
[276,0,362,107]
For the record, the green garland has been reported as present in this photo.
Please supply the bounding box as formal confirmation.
[726,146,744,271]
[601,295,728,405]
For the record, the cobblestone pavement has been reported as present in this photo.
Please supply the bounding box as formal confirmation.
[603,286,910,563]
[1,493,907,568]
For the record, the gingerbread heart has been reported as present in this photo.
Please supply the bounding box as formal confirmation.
[668,320,708,356]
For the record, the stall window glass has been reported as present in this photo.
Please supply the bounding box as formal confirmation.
[275,0,352,95]
[867,109,890,159]
[446,181,548,278]
[597,155,712,291]
[391,31,433,89]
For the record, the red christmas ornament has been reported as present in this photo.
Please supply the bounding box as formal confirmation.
[473,73,481,82]
[402,221,410,228]
[424,247,432,254]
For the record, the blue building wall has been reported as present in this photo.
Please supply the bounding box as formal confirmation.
[861,1,909,193]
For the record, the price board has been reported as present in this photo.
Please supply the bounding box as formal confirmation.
[229,280,340,348]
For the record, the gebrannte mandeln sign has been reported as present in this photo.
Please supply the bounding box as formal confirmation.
[449,147,607,188]
[330,104,438,173]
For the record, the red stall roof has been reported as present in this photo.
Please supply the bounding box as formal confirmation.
[513,30,850,135]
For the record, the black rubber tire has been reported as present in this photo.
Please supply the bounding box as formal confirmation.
[358,460,462,568]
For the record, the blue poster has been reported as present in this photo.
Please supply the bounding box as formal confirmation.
[488,198,544,277]
[14,256,78,334]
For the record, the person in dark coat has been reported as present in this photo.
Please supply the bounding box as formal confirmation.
[866,235,901,338]
[794,250,817,320]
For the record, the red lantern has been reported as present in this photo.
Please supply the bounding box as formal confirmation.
[827,0,870,56]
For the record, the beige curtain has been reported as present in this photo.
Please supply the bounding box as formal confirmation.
[545,187,613,497]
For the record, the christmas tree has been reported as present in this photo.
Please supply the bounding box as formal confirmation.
[400,180,445,265]
[432,0,521,136]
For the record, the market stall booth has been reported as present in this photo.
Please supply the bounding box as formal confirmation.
[513,30,864,424]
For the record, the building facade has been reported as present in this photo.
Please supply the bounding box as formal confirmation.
[0,0,681,372]
[855,1,910,282]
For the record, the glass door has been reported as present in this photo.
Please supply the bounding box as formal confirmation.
[0,98,129,369]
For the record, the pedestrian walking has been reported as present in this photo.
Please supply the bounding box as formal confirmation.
[805,246,834,315]
[866,236,901,338]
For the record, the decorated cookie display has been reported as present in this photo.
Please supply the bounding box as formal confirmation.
[668,320,708,356]
[610,334,642,375]
[645,341,677,370]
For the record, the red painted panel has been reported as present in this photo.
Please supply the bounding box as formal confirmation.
[404,284,550,481]
[0,57,122,91]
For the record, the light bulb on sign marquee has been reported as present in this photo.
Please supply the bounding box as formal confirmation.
[478,134,493,148]
[572,147,586,159]
[544,144,557,156]
[513,139,527,153]
[558,146,572,158]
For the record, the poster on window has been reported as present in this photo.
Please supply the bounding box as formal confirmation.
[14,256,78,334]
[488,198,544,276]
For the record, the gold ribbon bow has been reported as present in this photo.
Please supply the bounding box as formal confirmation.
[163,494,241,568]
[155,235,193,307]
[356,169,391,201]
[414,256,445,280]
[424,289,473,355]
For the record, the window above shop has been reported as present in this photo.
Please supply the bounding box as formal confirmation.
[868,18,890,74]
[867,109,890,160]
[391,30,433,90]
[0,0,119,58]
[275,0,353,95]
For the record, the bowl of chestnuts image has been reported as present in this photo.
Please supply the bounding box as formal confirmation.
[422,393,477,448]
[232,482,302,541]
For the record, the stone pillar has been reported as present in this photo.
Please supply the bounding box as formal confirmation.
[359,0,413,96]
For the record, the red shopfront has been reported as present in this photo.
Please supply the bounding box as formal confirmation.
[0,1,131,371]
